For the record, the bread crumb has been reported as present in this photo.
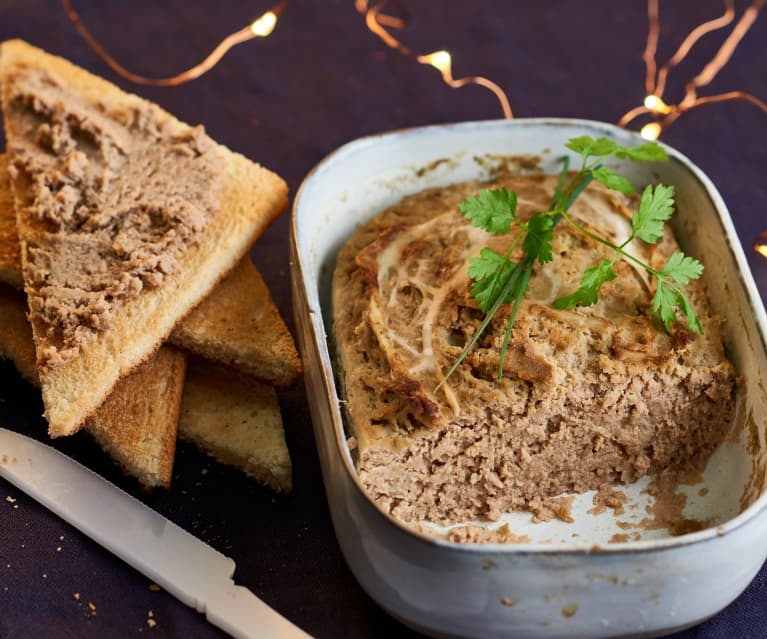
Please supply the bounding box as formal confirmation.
[88,601,97,616]
[72,593,80,601]
[147,619,157,629]
[148,610,154,618]
[5,496,16,503]
[42,573,47,579]
[500,597,517,607]
[148,583,161,592]
[56,546,62,552]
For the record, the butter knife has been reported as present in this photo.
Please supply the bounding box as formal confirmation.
[0,427,312,639]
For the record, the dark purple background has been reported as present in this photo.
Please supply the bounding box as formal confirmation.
[0,1,765,637]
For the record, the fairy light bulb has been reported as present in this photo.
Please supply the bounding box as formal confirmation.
[421,50,452,73]
[251,11,278,37]
[644,94,671,114]
[641,122,662,140]
[755,231,767,258]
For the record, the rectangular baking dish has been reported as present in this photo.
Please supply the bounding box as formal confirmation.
[290,118,767,638]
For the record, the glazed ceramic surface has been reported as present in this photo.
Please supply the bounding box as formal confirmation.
[290,119,767,638]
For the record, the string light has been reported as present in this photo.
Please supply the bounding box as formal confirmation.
[619,0,767,137]
[755,231,767,258]
[355,0,513,119]
[60,0,286,87]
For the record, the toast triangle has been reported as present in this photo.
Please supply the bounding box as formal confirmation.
[0,40,288,436]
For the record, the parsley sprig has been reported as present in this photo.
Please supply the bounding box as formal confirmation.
[437,136,704,389]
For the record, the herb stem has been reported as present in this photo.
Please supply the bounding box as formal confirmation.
[496,262,533,381]
[559,210,661,277]
[504,229,525,260]
[435,255,529,392]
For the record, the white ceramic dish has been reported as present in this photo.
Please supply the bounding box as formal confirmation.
[290,119,767,638]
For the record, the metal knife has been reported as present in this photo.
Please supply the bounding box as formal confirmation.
[0,427,312,639]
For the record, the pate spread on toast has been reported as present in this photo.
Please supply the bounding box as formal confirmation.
[0,153,299,388]
[0,39,288,436]
[0,284,183,488]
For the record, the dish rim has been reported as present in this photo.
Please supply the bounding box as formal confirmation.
[291,116,767,556]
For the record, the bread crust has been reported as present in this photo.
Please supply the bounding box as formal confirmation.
[170,258,301,387]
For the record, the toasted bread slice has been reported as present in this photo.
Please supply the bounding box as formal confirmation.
[0,284,183,488]
[0,156,299,386]
[171,258,301,387]
[179,358,292,493]
[0,40,288,437]
[0,285,37,384]
[0,154,22,289]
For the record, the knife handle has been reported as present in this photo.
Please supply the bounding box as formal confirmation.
[205,584,313,639]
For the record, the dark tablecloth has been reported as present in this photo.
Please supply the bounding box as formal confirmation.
[0,1,765,637]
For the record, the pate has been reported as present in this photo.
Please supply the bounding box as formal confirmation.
[332,173,735,527]
[6,67,222,366]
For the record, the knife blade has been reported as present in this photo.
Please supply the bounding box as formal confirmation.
[0,427,312,639]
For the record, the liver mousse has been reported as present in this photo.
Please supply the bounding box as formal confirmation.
[332,173,735,526]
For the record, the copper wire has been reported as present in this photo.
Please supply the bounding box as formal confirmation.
[620,0,766,137]
[642,0,660,95]
[654,0,735,98]
[681,0,765,107]
[356,0,512,119]
[61,0,287,87]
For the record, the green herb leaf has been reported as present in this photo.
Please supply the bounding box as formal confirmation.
[522,213,555,264]
[590,166,636,194]
[661,251,704,286]
[652,279,703,333]
[468,247,510,280]
[554,259,617,309]
[566,136,617,160]
[459,188,518,235]
[632,184,675,243]
[679,291,703,334]
[652,280,680,331]
[566,136,667,166]
[468,248,517,313]
[615,142,668,163]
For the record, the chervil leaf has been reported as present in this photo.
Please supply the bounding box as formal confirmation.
[679,292,703,334]
[661,251,704,286]
[632,184,675,243]
[566,136,617,160]
[565,136,594,156]
[591,166,636,194]
[567,137,667,167]
[459,188,518,235]
[554,259,617,309]
[522,213,555,264]
[468,249,517,313]
[468,247,509,280]
[615,142,668,163]
[652,280,680,332]
[652,279,703,333]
